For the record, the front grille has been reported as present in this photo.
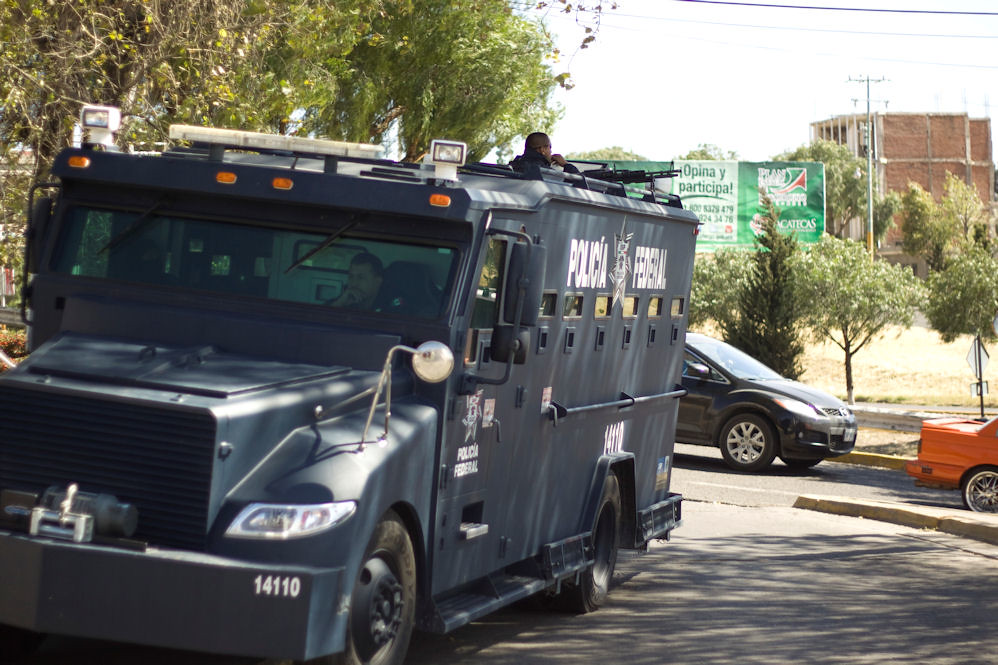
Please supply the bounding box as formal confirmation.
[821,407,851,418]
[0,384,216,550]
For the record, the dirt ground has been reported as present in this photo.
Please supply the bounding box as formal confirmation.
[855,427,921,458]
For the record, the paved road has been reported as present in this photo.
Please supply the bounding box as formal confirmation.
[672,442,963,510]
[405,502,998,665]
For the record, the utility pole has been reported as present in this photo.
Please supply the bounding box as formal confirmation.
[849,76,887,260]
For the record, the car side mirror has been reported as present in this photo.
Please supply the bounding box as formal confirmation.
[685,362,711,380]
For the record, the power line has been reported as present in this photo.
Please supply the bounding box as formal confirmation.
[672,0,998,15]
[606,11,998,39]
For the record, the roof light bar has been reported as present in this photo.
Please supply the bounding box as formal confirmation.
[169,125,383,159]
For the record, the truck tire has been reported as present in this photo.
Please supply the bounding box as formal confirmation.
[336,511,417,665]
[719,414,777,472]
[561,472,621,613]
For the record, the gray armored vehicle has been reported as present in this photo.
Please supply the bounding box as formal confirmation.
[0,106,697,664]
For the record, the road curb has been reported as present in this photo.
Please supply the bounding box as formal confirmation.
[833,451,910,471]
[793,494,998,546]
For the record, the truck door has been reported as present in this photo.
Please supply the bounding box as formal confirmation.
[432,238,507,593]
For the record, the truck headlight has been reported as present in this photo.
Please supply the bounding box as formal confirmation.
[225,501,356,539]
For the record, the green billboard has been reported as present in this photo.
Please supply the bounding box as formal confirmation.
[610,160,825,250]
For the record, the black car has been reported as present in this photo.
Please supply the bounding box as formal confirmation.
[677,333,857,471]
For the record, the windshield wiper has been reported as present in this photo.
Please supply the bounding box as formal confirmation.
[99,197,167,254]
[284,216,362,274]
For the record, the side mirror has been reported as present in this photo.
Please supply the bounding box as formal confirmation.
[502,241,546,327]
[685,362,711,380]
[26,195,53,273]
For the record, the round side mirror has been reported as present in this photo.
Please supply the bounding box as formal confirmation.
[411,341,454,383]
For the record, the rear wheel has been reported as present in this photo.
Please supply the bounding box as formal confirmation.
[719,414,777,472]
[962,467,998,513]
[560,472,621,613]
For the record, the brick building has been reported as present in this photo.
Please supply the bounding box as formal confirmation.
[810,112,994,275]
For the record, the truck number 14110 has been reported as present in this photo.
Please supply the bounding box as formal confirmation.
[253,574,301,598]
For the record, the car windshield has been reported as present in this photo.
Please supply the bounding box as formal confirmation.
[52,205,458,319]
[689,337,784,380]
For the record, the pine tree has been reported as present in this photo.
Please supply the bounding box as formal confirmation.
[722,193,806,379]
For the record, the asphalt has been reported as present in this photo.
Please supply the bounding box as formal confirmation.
[792,402,998,547]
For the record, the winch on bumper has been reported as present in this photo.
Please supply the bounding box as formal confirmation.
[0,528,344,661]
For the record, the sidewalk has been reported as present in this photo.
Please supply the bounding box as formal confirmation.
[794,494,998,547]
[797,402,998,547]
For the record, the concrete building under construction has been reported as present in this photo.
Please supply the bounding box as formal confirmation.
[810,112,994,276]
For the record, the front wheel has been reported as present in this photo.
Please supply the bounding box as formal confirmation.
[962,467,998,513]
[560,472,621,613]
[719,414,777,472]
[337,511,417,665]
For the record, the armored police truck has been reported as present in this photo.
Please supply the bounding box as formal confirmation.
[0,105,697,664]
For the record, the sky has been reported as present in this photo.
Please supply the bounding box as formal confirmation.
[535,0,997,163]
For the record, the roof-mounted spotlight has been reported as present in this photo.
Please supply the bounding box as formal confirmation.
[80,105,121,149]
[426,139,467,181]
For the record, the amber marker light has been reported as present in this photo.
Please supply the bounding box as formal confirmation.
[67,155,91,168]
[216,171,237,184]
[429,193,451,207]
[272,177,294,190]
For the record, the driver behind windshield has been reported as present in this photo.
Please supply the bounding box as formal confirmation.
[331,252,383,309]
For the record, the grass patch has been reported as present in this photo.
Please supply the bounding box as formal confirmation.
[800,325,997,408]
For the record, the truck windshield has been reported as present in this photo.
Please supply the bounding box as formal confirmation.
[52,205,458,319]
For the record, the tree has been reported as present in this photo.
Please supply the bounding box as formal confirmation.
[566,147,648,161]
[775,139,867,240]
[939,171,990,247]
[688,249,752,330]
[313,0,560,162]
[801,236,925,403]
[677,144,738,160]
[723,193,807,379]
[924,247,998,343]
[898,182,961,272]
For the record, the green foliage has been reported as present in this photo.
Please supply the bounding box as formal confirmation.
[0,327,27,372]
[566,146,648,161]
[939,172,990,246]
[312,0,560,162]
[801,236,925,402]
[925,247,998,343]
[688,249,753,330]
[676,144,738,160]
[775,139,867,239]
[899,182,961,272]
[872,189,901,244]
[722,194,807,379]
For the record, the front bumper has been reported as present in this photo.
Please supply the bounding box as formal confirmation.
[0,529,344,661]
[779,417,858,459]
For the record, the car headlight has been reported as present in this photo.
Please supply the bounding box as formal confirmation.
[773,397,823,419]
[225,501,356,540]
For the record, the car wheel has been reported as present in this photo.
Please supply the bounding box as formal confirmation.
[559,472,621,613]
[719,414,777,472]
[780,456,822,469]
[962,467,998,513]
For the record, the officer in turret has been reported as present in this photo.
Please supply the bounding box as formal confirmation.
[510,132,579,174]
